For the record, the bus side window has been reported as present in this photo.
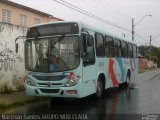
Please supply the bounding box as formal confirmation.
[105,36,114,57]
[82,34,95,66]
[121,41,128,57]
[128,43,133,58]
[114,39,121,57]
[95,33,105,57]
[133,44,137,58]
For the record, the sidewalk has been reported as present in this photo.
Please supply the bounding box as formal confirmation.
[0,68,160,110]
[137,68,160,84]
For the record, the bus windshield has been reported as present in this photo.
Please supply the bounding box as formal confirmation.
[25,36,80,73]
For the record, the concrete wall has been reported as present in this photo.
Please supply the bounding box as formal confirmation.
[139,58,148,72]
[0,22,27,92]
[139,58,157,72]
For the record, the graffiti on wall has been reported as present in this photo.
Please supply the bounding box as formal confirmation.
[0,22,5,33]
[0,45,23,71]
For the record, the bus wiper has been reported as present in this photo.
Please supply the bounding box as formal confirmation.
[57,34,65,42]
[49,34,65,60]
[51,34,65,46]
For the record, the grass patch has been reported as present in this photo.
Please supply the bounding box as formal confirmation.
[0,103,7,109]
[0,102,22,110]
[0,97,42,110]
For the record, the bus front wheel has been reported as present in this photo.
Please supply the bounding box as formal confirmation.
[96,78,104,98]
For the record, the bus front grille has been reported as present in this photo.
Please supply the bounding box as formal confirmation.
[40,89,60,93]
[38,83,63,86]
[32,75,67,81]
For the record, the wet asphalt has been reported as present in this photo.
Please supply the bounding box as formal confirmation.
[2,73,160,120]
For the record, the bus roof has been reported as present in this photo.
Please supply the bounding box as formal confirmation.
[31,21,136,45]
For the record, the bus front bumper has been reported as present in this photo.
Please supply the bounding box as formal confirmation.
[24,83,83,98]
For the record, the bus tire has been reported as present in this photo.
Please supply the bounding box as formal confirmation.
[96,77,105,98]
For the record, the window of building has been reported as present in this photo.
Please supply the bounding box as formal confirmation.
[2,9,11,23]
[114,39,121,57]
[105,36,114,57]
[95,33,105,57]
[20,14,27,26]
[34,18,40,25]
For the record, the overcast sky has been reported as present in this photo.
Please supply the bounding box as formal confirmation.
[10,0,160,46]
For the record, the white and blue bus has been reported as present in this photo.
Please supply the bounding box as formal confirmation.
[20,21,138,98]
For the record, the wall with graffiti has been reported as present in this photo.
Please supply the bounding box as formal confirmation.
[0,22,27,92]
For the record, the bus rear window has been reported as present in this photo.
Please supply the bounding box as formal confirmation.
[27,23,79,38]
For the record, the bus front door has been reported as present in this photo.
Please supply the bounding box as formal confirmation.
[82,34,96,97]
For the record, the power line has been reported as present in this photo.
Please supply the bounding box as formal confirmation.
[152,32,160,41]
[53,0,131,32]
[135,32,147,43]
[83,0,131,26]
[101,0,132,22]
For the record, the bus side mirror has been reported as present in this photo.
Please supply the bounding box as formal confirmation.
[16,43,18,53]
[15,36,26,53]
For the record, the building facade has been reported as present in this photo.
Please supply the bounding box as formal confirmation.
[0,0,62,27]
[0,0,62,92]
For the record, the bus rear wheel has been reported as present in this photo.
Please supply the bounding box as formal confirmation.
[96,78,104,98]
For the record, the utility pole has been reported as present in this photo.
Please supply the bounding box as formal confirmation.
[149,35,152,60]
[132,18,134,41]
[132,15,152,41]
[145,43,148,54]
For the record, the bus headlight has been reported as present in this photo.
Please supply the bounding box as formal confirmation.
[25,78,36,86]
[64,76,80,87]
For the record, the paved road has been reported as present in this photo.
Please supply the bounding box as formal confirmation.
[2,70,160,120]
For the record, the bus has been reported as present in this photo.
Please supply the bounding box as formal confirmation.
[18,21,138,98]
